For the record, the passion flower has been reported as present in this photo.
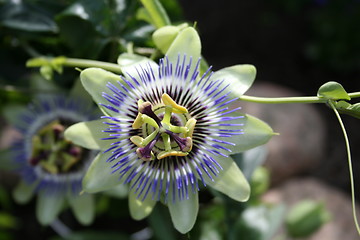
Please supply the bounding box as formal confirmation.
[65,27,274,233]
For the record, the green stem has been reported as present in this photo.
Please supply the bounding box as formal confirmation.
[239,92,360,104]
[64,58,122,74]
[239,95,325,104]
[329,100,360,236]
[349,92,360,98]
[140,0,171,29]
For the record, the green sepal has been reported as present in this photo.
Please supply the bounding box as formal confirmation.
[234,114,275,153]
[204,159,250,202]
[68,193,95,226]
[36,192,65,225]
[117,53,158,79]
[0,149,17,171]
[210,64,257,97]
[334,101,360,119]
[317,81,350,100]
[69,78,94,104]
[223,114,274,155]
[128,190,157,220]
[30,73,61,94]
[168,191,199,234]
[103,184,128,198]
[82,152,124,193]
[12,180,36,204]
[2,104,25,127]
[152,24,189,54]
[64,119,111,150]
[80,68,127,116]
[165,27,201,75]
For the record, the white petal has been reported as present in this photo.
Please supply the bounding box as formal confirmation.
[168,191,199,234]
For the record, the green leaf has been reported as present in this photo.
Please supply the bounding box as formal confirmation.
[57,0,138,36]
[0,187,11,210]
[210,64,257,97]
[334,101,360,119]
[56,16,108,59]
[286,200,331,238]
[26,57,49,67]
[36,192,65,225]
[0,212,17,229]
[136,7,153,24]
[140,0,171,28]
[0,1,57,32]
[68,194,95,225]
[64,120,111,150]
[317,81,350,100]
[168,191,199,234]
[40,65,53,80]
[250,167,270,198]
[128,190,157,220]
[122,24,154,44]
[49,230,130,240]
[236,205,286,240]
[82,152,124,193]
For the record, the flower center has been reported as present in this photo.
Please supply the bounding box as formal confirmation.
[29,120,87,174]
[130,93,196,161]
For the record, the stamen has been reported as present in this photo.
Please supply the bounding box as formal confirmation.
[136,133,160,161]
[30,120,85,174]
[166,130,193,152]
[132,113,143,129]
[131,95,196,161]
[130,136,144,147]
[185,118,196,138]
[162,93,188,114]
[139,101,162,126]
[141,115,160,129]
[158,151,189,159]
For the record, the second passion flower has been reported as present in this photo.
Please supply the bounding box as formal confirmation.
[65,27,274,233]
[10,94,99,226]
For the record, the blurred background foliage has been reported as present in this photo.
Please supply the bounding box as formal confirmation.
[0,0,357,239]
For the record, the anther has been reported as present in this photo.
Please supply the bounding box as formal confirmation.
[162,93,188,114]
[138,101,162,126]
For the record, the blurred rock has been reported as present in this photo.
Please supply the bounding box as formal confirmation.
[0,119,21,189]
[262,177,360,240]
[239,82,326,185]
[0,125,22,149]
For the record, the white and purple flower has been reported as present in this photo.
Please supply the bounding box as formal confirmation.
[65,27,274,233]
[11,94,99,225]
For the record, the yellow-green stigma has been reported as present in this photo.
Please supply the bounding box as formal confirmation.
[29,120,85,174]
[130,93,196,161]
